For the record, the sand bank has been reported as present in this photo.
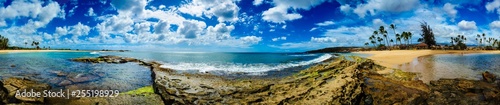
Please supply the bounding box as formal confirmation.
[355,50,500,68]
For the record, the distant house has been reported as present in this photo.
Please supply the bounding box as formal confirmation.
[416,43,428,49]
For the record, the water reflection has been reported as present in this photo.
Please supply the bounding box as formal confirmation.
[397,54,500,83]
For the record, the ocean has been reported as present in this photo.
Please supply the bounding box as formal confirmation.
[0,51,335,91]
[398,53,500,83]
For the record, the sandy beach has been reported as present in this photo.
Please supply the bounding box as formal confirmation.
[355,50,500,68]
[0,50,81,53]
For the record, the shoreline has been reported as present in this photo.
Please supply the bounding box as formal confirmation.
[354,50,500,68]
[0,50,85,53]
[2,54,500,104]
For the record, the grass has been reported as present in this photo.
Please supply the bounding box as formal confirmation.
[123,86,155,96]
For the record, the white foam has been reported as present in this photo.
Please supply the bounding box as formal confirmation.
[159,54,332,73]
[90,51,99,54]
[288,54,318,57]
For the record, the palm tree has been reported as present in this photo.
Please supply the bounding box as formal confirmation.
[377,37,384,46]
[396,34,401,46]
[364,42,369,48]
[373,31,379,45]
[379,26,389,47]
[390,39,394,48]
[476,34,481,48]
[401,32,408,46]
[371,40,376,48]
[408,32,413,46]
[450,37,454,46]
[390,24,396,46]
[24,42,27,48]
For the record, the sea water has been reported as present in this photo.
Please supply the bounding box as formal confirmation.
[398,53,500,83]
[0,51,334,91]
[99,51,333,73]
[0,52,152,91]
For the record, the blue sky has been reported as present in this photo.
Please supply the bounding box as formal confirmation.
[1,0,500,52]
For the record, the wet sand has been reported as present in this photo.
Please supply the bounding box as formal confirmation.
[356,50,500,83]
[355,50,500,68]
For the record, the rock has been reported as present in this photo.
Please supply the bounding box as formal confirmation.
[482,71,496,83]
[47,77,64,85]
[92,71,106,77]
[58,80,73,86]
[10,65,15,68]
[49,71,67,77]
[2,78,50,103]
[0,81,7,104]
[69,74,100,83]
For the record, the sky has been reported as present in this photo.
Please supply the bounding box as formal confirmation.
[1,0,500,52]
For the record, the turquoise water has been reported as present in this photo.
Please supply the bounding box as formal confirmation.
[0,52,152,91]
[97,51,333,73]
[398,53,500,83]
[0,51,335,91]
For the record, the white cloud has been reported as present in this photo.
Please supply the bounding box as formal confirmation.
[177,20,207,39]
[68,6,78,17]
[262,0,329,23]
[272,36,287,41]
[0,0,65,47]
[486,0,500,13]
[253,0,264,6]
[309,27,318,31]
[443,3,458,21]
[178,0,240,22]
[110,0,148,17]
[340,4,351,14]
[53,22,91,42]
[311,37,336,43]
[134,22,151,34]
[239,36,262,44]
[96,15,134,35]
[282,25,287,29]
[69,22,91,38]
[55,26,69,35]
[372,18,386,27]
[457,20,477,30]
[315,21,335,26]
[352,0,420,18]
[207,1,240,22]
[85,8,96,17]
[262,6,302,23]
[206,23,235,40]
[490,21,500,29]
[154,20,170,34]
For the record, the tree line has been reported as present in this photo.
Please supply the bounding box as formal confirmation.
[365,22,436,49]
[0,34,44,50]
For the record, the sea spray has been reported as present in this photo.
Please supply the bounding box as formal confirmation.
[159,54,333,73]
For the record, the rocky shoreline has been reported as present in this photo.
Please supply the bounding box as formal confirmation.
[1,55,499,104]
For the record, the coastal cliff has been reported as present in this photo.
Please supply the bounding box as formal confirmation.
[1,55,500,104]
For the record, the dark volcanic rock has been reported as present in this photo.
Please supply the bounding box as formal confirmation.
[65,55,500,104]
[152,58,366,104]
[0,81,7,104]
[482,71,496,83]
[2,78,50,103]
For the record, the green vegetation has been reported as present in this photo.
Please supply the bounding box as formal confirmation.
[418,22,436,48]
[451,35,467,50]
[123,86,155,96]
[0,35,8,49]
[362,21,500,51]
